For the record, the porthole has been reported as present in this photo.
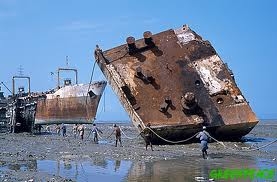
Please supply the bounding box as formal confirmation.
[217,98,224,104]
[195,80,201,86]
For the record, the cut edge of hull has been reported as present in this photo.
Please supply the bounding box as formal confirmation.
[34,81,107,125]
[143,120,259,144]
[35,119,95,125]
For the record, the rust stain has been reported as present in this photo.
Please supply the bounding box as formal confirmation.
[35,81,106,124]
[95,25,259,143]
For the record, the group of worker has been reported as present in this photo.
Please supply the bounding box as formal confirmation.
[44,123,210,158]
[48,123,154,150]
[48,123,123,147]
[52,123,85,139]
[54,124,68,137]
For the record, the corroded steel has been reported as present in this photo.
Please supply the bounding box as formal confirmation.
[35,81,106,125]
[57,68,78,88]
[95,24,259,143]
[0,91,8,132]
[12,76,31,96]
[5,71,106,133]
[6,96,37,133]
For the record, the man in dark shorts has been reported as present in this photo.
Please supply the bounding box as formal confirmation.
[61,123,66,137]
[56,124,61,136]
[92,123,102,144]
[144,123,153,151]
[113,124,122,147]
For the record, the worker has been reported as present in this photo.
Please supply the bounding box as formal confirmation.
[78,124,85,140]
[38,125,42,134]
[61,123,67,137]
[113,124,122,147]
[45,124,51,133]
[196,126,210,159]
[56,124,61,136]
[144,123,153,151]
[92,123,102,144]
[72,124,78,139]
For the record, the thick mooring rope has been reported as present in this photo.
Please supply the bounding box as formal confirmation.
[84,124,276,152]
[203,131,227,148]
[85,60,97,105]
[238,139,277,152]
[119,126,138,140]
[203,131,277,152]
[86,128,103,140]
[147,127,200,144]
[145,127,277,151]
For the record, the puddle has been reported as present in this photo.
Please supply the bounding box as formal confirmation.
[128,155,276,182]
[0,154,276,181]
[37,160,132,181]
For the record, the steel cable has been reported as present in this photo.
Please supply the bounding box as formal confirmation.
[85,60,97,105]
[146,127,200,144]
[204,131,277,152]
[241,139,277,151]
[119,126,138,140]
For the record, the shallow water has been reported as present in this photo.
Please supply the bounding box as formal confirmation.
[0,154,276,182]
[0,120,276,181]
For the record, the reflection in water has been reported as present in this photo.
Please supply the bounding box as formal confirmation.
[64,160,72,170]
[7,160,37,172]
[114,160,121,172]
[37,159,132,181]
[127,154,277,182]
[0,154,276,182]
[91,158,108,168]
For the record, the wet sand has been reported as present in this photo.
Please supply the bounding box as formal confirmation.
[0,121,276,181]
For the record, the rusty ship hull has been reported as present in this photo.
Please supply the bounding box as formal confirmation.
[0,91,8,132]
[94,25,259,144]
[35,81,106,125]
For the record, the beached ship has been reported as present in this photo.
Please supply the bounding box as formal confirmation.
[6,67,106,133]
[0,89,8,132]
[35,68,106,125]
[94,24,259,143]
[34,82,106,125]
[5,76,37,133]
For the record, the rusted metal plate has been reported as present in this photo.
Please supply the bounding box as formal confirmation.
[35,81,106,124]
[95,25,258,143]
[5,96,37,133]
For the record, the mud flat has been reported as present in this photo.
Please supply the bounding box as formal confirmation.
[0,121,276,181]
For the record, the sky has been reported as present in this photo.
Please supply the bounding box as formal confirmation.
[0,0,276,121]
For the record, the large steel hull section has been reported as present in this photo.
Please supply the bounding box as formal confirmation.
[35,96,101,124]
[148,121,258,144]
[95,25,259,142]
[35,82,106,125]
[6,98,36,133]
